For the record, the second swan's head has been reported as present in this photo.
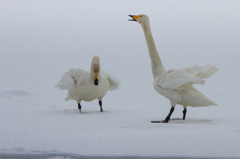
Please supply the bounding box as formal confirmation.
[128,14,149,25]
[91,56,100,86]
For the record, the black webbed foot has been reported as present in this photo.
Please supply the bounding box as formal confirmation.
[99,100,103,112]
[78,103,81,113]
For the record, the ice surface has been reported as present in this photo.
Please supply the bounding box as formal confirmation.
[0,0,240,158]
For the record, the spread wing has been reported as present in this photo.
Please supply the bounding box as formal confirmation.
[55,69,86,90]
[183,64,218,79]
[157,69,205,90]
[101,70,121,91]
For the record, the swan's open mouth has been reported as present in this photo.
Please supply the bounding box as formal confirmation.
[128,15,136,21]
[128,15,140,21]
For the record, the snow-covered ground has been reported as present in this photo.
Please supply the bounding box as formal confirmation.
[1,0,240,158]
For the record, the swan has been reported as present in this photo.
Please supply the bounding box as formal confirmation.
[129,14,218,123]
[55,56,121,112]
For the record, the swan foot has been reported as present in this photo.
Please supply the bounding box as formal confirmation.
[182,108,187,120]
[151,118,182,123]
[151,120,168,123]
[152,107,175,123]
[99,100,103,112]
[151,116,170,123]
[78,103,81,113]
[151,120,165,123]
[151,107,176,123]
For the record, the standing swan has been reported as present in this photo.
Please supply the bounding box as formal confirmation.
[129,14,218,123]
[56,56,121,112]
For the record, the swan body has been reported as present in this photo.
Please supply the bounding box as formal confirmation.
[55,56,121,112]
[129,14,218,122]
[153,65,218,107]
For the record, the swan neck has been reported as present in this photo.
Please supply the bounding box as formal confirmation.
[142,23,165,78]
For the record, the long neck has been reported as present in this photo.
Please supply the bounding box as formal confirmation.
[142,23,165,79]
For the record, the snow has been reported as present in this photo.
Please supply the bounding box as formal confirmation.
[0,0,240,158]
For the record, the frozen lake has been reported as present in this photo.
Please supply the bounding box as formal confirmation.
[1,0,240,158]
[0,153,239,159]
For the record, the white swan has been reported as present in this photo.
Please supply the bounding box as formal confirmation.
[55,56,121,112]
[129,14,218,123]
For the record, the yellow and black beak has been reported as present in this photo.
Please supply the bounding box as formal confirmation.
[94,74,99,86]
[128,15,141,21]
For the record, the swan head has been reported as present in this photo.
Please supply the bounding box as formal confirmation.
[128,14,149,25]
[91,56,100,86]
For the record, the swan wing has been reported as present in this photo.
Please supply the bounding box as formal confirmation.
[157,69,205,90]
[55,69,86,90]
[184,64,218,79]
[101,70,121,91]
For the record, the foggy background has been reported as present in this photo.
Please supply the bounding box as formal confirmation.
[1,0,240,158]
[1,0,239,94]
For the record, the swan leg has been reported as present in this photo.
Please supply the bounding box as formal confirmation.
[78,103,82,112]
[182,108,187,120]
[99,100,103,112]
[163,107,175,123]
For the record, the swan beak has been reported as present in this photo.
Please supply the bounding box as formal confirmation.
[94,74,99,86]
[128,15,140,21]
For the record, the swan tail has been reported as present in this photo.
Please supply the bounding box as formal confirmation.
[194,95,218,107]
[195,93,218,107]
[182,85,218,107]
[185,64,218,79]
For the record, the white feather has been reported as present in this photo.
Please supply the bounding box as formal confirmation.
[157,69,205,90]
[134,14,218,111]
[55,69,85,90]
[55,56,121,108]
[101,70,122,91]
